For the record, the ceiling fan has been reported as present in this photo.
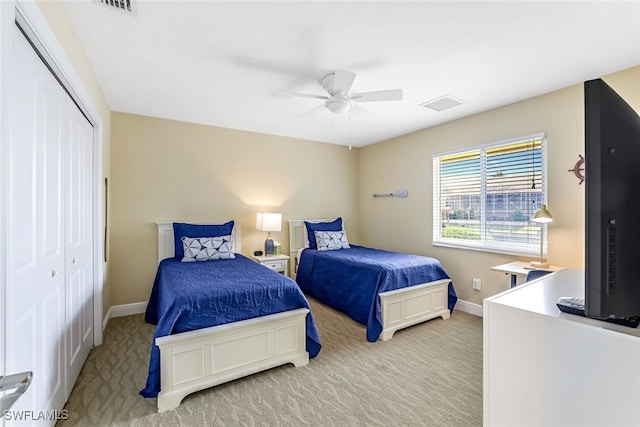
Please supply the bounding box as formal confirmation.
[289,70,403,115]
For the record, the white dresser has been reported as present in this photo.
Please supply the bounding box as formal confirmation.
[483,269,640,426]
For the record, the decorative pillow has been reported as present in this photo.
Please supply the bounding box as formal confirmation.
[304,218,343,249]
[314,230,350,251]
[173,221,234,258]
[180,235,235,262]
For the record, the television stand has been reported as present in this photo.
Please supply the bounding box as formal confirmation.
[556,301,640,328]
[484,269,640,426]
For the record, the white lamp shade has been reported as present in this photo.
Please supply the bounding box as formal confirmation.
[256,212,282,232]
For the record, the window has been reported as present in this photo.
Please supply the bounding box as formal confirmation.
[433,132,548,256]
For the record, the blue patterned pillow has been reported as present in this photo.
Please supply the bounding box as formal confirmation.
[173,221,234,258]
[314,230,350,251]
[305,218,343,249]
[181,235,235,262]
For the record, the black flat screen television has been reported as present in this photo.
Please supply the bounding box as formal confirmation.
[584,78,640,323]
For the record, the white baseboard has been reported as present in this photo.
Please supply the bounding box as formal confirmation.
[100,299,481,332]
[455,299,483,317]
[102,301,148,331]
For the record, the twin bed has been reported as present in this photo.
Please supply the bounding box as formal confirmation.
[142,219,457,412]
[288,219,457,342]
[141,221,320,412]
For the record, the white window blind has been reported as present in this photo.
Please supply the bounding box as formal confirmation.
[433,132,548,256]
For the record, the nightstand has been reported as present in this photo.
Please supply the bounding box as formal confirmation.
[251,254,290,277]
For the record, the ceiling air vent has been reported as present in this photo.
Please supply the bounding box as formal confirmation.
[94,0,137,16]
[420,95,465,112]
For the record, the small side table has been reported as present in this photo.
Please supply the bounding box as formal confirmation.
[251,254,290,277]
[491,261,564,288]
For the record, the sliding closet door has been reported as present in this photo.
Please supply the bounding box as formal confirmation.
[8,24,67,416]
[65,102,94,392]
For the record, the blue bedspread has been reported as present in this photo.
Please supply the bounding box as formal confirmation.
[296,245,457,342]
[140,254,322,398]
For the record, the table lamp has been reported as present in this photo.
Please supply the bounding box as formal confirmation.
[256,212,282,255]
[530,204,553,268]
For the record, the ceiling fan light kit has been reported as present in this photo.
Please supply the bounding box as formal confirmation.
[325,95,353,114]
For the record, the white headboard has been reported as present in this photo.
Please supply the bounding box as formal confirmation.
[288,218,344,276]
[156,221,242,263]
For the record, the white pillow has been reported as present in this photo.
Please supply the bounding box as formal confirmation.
[314,230,350,251]
[181,235,235,262]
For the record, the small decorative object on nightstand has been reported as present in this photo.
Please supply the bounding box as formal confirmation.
[251,254,290,277]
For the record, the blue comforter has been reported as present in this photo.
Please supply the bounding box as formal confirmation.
[296,245,457,342]
[140,255,322,398]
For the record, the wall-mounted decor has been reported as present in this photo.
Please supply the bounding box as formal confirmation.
[373,189,409,198]
[568,154,585,185]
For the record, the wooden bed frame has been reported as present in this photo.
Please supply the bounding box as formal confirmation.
[153,222,310,412]
[288,219,451,341]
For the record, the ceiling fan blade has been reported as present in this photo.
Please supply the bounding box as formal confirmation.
[333,70,356,94]
[284,91,328,100]
[352,89,403,102]
[300,104,326,117]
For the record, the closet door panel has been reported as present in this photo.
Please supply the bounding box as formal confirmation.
[8,24,66,420]
[10,42,38,274]
[10,308,37,410]
[65,101,94,393]
[41,284,65,408]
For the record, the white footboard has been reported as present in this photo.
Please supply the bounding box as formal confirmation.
[155,308,310,412]
[379,279,451,341]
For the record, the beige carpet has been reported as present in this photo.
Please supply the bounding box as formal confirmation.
[59,298,483,426]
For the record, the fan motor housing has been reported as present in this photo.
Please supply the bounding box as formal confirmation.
[321,73,338,94]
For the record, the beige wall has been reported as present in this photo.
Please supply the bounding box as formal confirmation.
[36,1,113,312]
[34,0,639,310]
[358,65,640,305]
[110,113,359,305]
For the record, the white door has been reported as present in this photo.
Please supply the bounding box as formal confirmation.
[8,22,96,423]
[8,23,67,419]
[65,102,94,392]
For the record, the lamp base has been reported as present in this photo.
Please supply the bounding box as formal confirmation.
[530,260,549,268]
[264,238,274,255]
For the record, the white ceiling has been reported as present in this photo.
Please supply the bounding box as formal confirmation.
[64,1,640,147]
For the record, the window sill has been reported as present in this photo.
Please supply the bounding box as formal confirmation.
[432,240,541,258]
